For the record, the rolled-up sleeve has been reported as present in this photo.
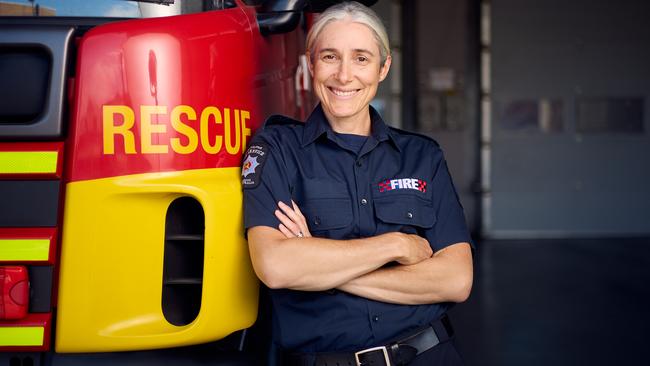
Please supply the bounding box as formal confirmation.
[425,152,474,252]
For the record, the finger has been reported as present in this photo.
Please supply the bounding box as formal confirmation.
[274,208,291,224]
[289,200,312,237]
[278,201,301,222]
[278,223,294,238]
[416,237,433,257]
[421,238,434,257]
[275,209,301,235]
[291,200,306,219]
[278,201,311,237]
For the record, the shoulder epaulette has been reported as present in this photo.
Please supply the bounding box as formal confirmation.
[263,114,302,129]
[388,126,440,147]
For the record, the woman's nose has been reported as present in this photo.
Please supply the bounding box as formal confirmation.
[335,61,352,83]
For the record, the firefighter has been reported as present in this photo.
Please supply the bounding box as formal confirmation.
[242,2,473,365]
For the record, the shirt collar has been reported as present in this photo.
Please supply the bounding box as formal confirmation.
[301,104,401,152]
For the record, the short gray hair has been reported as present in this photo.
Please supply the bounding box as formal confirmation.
[306,1,390,66]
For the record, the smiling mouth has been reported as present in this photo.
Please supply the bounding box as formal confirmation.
[328,87,360,97]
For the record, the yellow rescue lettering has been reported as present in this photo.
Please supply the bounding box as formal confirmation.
[224,108,241,155]
[103,105,136,154]
[240,110,251,154]
[170,105,198,154]
[101,105,252,156]
[140,105,168,154]
[200,107,223,154]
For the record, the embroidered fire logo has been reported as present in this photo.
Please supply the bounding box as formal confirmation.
[378,178,427,193]
[241,155,260,178]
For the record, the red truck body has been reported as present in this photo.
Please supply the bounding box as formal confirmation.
[0,1,316,364]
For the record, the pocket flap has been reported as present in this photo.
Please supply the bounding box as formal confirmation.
[374,196,436,228]
[302,198,353,231]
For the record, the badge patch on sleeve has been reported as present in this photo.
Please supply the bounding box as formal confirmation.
[241,142,269,189]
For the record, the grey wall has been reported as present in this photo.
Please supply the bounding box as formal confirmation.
[487,0,650,237]
[415,0,479,232]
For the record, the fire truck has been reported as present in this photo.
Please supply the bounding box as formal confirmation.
[0,0,372,364]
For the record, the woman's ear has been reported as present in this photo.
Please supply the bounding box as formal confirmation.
[379,55,392,82]
[306,51,315,77]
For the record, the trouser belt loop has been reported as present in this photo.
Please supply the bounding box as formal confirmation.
[432,313,454,344]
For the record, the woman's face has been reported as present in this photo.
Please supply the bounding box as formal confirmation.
[309,19,391,124]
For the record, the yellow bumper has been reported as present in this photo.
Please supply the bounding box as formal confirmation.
[56,167,258,352]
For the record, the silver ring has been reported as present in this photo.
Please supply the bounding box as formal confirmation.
[297,232,304,238]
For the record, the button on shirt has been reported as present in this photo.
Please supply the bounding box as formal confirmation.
[243,104,472,353]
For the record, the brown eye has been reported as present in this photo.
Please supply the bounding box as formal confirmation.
[357,56,368,63]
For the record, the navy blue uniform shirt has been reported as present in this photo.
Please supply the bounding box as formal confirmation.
[242,104,472,353]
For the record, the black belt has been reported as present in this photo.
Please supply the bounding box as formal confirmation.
[287,314,455,366]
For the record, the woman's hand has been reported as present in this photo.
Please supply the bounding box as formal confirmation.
[391,232,433,265]
[275,200,312,239]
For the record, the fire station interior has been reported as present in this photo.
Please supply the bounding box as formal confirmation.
[1,0,649,365]
[370,0,650,364]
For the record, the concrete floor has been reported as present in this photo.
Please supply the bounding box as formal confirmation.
[450,238,650,366]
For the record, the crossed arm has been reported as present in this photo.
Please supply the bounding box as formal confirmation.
[247,201,473,305]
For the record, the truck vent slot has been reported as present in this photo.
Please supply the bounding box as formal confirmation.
[162,197,204,326]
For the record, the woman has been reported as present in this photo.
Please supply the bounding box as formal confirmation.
[242,2,473,365]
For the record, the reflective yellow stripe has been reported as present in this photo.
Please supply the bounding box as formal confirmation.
[0,239,50,261]
[0,327,44,346]
[0,151,58,174]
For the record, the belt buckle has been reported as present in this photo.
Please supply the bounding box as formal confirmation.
[354,346,390,366]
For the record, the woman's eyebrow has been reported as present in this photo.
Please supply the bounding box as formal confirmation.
[353,48,375,56]
[319,48,339,54]
[318,48,375,56]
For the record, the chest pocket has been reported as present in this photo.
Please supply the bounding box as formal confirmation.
[374,195,436,229]
[301,198,353,233]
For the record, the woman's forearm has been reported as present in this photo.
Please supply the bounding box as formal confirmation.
[247,226,431,291]
[337,242,473,305]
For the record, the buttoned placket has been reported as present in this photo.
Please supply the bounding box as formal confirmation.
[355,151,375,238]
[359,136,403,341]
[357,139,386,341]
